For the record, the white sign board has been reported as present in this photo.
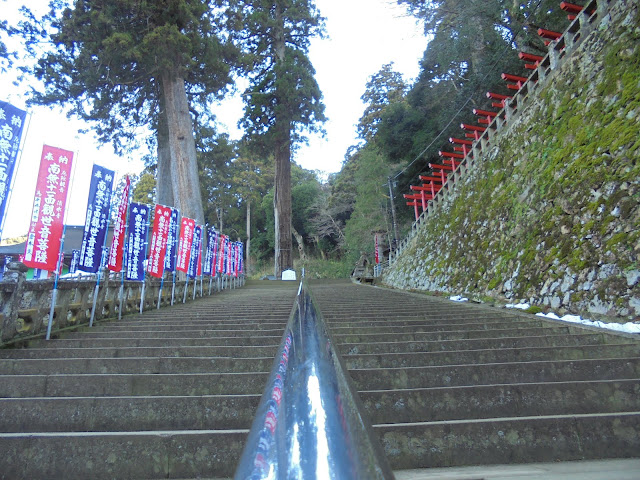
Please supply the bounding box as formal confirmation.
[282,269,296,281]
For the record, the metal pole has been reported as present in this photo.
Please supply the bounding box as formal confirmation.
[171,271,176,306]
[139,281,145,314]
[388,176,400,249]
[88,269,101,327]
[183,276,189,303]
[46,228,66,341]
[45,147,78,340]
[118,272,125,320]
[157,275,164,309]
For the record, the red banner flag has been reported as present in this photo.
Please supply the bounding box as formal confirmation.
[375,233,380,264]
[176,217,195,273]
[107,176,130,272]
[23,145,74,272]
[147,204,172,278]
[217,234,227,273]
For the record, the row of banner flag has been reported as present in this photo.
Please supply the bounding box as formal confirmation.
[1,100,243,281]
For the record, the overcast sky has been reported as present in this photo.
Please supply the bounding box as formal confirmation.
[0,0,428,239]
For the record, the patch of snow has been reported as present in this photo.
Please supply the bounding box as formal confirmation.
[536,312,640,334]
[506,303,530,310]
[449,295,468,302]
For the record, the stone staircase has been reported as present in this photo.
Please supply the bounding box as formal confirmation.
[0,279,639,478]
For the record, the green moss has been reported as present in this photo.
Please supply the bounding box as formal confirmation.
[524,305,543,315]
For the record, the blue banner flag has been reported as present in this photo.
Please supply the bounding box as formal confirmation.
[164,208,179,272]
[126,202,149,281]
[78,164,114,272]
[238,242,244,274]
[0,101,28,240]
[203,227,217,276]
[70,249,80,274]
[187,225,202,278]
[223,235,231,275]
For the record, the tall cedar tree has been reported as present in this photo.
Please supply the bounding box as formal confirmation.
[19,0,240,224]
[239,0,326,277]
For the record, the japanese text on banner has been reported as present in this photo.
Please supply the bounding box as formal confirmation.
[164,208,179,272]
[187,225,202,278]
[176,217,195,273]
[125,202,149,281]
[107,176,130,272]
[0,101,27,239]
[23,145,73,272]
[79,164,114,273]
[148,204,172,278]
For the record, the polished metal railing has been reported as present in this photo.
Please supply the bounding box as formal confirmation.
[234,280,395,480]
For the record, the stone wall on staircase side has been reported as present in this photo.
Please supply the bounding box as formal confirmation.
[383,0,640,320]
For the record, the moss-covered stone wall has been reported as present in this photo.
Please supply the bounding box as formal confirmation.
[383,0,640,320]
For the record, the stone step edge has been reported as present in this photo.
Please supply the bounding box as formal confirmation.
[3,377,635,402]
[2,412,638,438]
[5,356,638,378]
[349,356,640,373]
[0,429,250,438]
[373,411,640,428]
[359,377,640,394]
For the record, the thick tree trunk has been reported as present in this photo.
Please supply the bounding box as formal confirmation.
[246,200,251,275]
[156,85,174,207]
[273,137,292,277]
[160,71,204,224]
[273,1,293,278]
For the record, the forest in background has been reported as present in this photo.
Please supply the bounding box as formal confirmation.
[1,0,576,277]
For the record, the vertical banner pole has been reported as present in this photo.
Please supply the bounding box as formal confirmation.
[171,271,176,306]
[139,216,149,314]
[89,216,113,328]
[208,276,213,296]
[46,226,66,341]
[118,271,125,320]
[157,276,164,309]
[44,147,78,340]
[139,281,145,314]
[89,270,101,327]
[183,276,189,304]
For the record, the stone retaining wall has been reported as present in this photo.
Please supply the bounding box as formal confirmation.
[384,0,640,320]
[0,262,243,344]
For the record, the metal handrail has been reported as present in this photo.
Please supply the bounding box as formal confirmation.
[234,279,395,480]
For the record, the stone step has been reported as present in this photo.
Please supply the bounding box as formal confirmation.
[1,412,637,478]
[28,335,283,349]
[349,357,640,390]
[0,429,247,479]
[4,379,637,435]
[344,343,640,368]
[0,345,280,359]
[334,326,572,344]
[361,379,640,423]
[0,394,260,433]
[329,319,550,334]
[377,412,640,470]
[61,325,572,343]
[0,371,269,397]
[339,332,609,355]
[0,356,273,375]
[89,317,529,332]
[68,328,286,339]
[5,342,636,376]
[93,322,288,331]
